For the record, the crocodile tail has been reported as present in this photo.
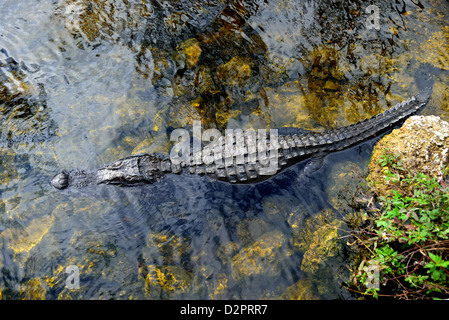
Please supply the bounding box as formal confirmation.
[321,63,435,152]
[289,89,430,156]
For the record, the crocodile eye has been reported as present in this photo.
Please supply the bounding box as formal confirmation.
[51,172,69,189]
[104,160,123,170]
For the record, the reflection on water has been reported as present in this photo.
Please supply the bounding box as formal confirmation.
[0,0,448,299]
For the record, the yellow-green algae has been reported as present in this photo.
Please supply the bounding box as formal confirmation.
[0,148,20,186]
[60,0,152,46]
[19,278,47,300]
[325,160,366,213]
[413,26,449,71]
[175,38,202,69]
[431,75,449,121]
[216,56,253,87]
[300,218,347,297]
[143,231,190,266]
[207,273,229,300]
[0,215,54,255]
[261,80,315,129]
[277,278,320,300]
[286,208,348,297]
[289,209,338,253]
[131,133,171,156]
[231,230,292,282]
[300,219,344,275]
[143,265,193,299]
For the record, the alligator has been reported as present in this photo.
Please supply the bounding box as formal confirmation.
[51,84,433,190]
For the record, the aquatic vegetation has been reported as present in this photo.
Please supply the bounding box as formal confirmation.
[261,80,314,129]
[19,278,47,300]
[175,38,202,69]
[216,56,253,87]
[414,26,449,71]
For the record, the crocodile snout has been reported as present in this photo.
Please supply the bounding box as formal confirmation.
[51,171,69,189]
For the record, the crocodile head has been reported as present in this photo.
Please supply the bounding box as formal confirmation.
[51,171,70,189]
[51,169,96,190]
[93,154,168,187]
[95,156,149,186]
[51,154,169,190]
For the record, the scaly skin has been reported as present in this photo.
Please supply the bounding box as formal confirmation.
[51,87,432,190]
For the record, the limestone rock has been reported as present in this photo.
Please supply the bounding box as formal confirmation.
[368,115,449,194]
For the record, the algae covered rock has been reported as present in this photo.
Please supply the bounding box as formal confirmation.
[325,160,366,213]
[289,209,338,253]
[414,26,449,71]
[207,273,229,300]
[236,218,273,247]
[175,38,202,69]
[0,148,20,187]
[131,132,171,155]
[0,215,54,255]
[216,56,252,87]
[143,231,190,266]
[143,265,193,299]
[261,80,313,129]
[300,219,347,298]
[300,219,344,275]
[368,115,449,194]
[278,278,320,300]
[231,230,291,282]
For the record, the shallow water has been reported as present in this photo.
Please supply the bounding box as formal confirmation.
[0,0,448,299]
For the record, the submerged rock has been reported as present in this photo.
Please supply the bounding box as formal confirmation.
[175,38,202,69]
[300,219,347,298]
[289,209,339,253]
[216,56,252,87]
[0,215,54,255]
[300,219,344,275]
[143,265,193,299]
[231,230,291,282]
[289,209,348,298]
[261,80,314,129]
[325,160,366,213]
[278,278,320,300]
[236,218,273,247]
[19,278,47,300]
[0,148,20,187]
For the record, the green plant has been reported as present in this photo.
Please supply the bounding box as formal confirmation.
[348,149,449,299]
